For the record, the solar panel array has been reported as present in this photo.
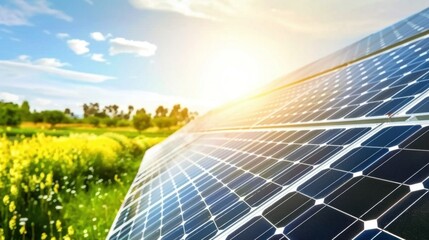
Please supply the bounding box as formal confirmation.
[109,8,429,240]
[265,8,429,90]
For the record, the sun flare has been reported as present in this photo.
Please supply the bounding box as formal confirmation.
[200,45,264,105]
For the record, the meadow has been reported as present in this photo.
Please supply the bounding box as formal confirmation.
[0,124,171,239]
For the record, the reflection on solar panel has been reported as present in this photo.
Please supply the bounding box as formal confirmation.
[109,8,429,240]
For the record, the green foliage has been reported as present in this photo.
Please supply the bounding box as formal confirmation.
[0,101,22,127]
[42,110,66,128]
[20,100,32,121]
[1,125,177,139]
[116,119,131,127]
[86,116,101,127]
[168,104,191,123]
[104,118,118,127]
[132,109,151,132]
[152,116,177,129]
[83,103,102,118]
[155,105,168,117]
[31,112,44,125]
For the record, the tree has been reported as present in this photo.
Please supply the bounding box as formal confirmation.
[167,104,191,124]
[104,117,118,127]
[126,105,134,120]
[32,111,44,125]
[155,106,168,117]
[42,110,65,128]
[20,100,31,121]
[0,102,22,127]
[180,107,189,122]
[83,103,89,118]
[83,103,103,118]
[169,104,181,118]
[87,116,101,127]
[152,117,175,129]
[112,105,119,117]
[133,108,151,132]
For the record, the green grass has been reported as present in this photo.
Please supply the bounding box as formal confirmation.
[61,156,142,239]
[1,125,177,139]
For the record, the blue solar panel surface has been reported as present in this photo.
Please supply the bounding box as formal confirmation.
[199,36,429,130]
[108,8,429,240]
[228,124,429,239]
[265,8,429,91]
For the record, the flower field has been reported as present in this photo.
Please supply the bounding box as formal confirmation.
[0,133,164,239]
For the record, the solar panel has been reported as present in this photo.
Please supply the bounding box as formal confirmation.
[197,36,429,131]
[108,8,429,240]
[227,122,429,240]
[264,8,429,91]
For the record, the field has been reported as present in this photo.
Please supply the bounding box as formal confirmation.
[0,123,172,239]
[2,123,178,138]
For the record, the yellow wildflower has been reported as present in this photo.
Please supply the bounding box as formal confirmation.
[9,215,16,230]
[9,201,16,212]
[56,220,62,232]
[54,183,59,193]
[46,172,53,187]
[0,228,5,240]
[21,183,29,193]
[41,232,47,240]
[2,195,9,205]
[10,185,18,196]
[114,174,121,183]
[19,225,26,235]
[67,226,74,236]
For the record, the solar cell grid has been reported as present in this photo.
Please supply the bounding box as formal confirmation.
[225,122,429,240]
[109,8,429,240]
[265,8,429,91]
[109,125,378,239]
[200,35,429,131]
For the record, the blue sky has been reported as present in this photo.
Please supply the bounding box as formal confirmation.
[0,0,428,115]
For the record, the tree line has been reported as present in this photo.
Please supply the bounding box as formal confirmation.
[0,100,198,131]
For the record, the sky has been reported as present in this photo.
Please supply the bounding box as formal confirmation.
[0,0,428,115]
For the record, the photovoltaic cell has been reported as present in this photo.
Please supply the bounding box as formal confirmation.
[197,35,429,130]
[109,8,429,240]
[228,124,429,240]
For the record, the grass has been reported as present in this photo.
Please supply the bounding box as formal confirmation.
[1,122,178,138]
[0,123,172,239]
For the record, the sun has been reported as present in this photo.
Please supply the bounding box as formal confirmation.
[200,45,264,105]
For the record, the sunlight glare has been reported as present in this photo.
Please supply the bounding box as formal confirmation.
[200,45,264,105]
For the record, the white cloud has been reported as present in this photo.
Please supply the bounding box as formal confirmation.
[17,54,30,62]
[90,31,107,41]
[0,92,20,102]
[34,58,69,67]
[109,37,157,57]
[129,0,429,38]
[16,55,69,68]
[0,60,114,83]
[56,32,70,39]
[129,0,242,20]
[67,39,90,55]
[91,53,106,62]
[0,0,72,26]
